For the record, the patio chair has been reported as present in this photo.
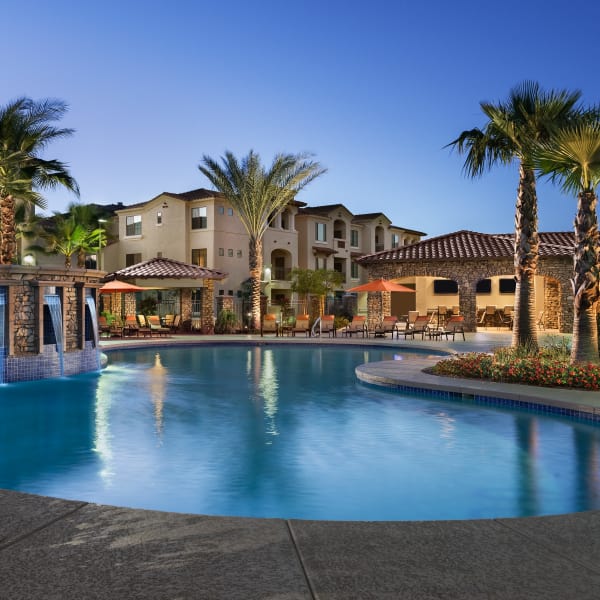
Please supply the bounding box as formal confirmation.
[97,315,113,339]
[437,315,466,341]
[123,314,140,337]
[169,314,181,332]
[147,315,170,336]
[498,306,514,329]
[345,315,367,337]
[483,305,497,327]
[261,313,279,336]
[371,315,399,338]
[291,314,310,337]
[400,315,431,340]
[163,314,175,328]
[537,310,545,330]
[319,315,336,337]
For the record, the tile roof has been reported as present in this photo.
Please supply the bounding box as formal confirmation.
[356,230,576,263]
[112,257,228,280]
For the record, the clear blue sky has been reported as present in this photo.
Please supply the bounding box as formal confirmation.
[3,0,600,237]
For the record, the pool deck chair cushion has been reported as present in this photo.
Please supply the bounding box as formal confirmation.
[291,315,310,337]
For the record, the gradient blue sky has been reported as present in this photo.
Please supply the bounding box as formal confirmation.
[4,0,600,237]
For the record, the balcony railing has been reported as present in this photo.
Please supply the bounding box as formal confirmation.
[273,267,292,281]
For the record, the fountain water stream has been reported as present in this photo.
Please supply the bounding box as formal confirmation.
[0,289,5,384]
[44,294,64,377]
[85,295,102,370]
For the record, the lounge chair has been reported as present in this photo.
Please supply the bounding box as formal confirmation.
[123,314,140,337]
[147,315,170,336]
[169,314,181,332]
[291,314,310,337]
[163,314,175,328]
[400,315,431,340]
[261,313,279,336]
[436,315,466,341]
[345,315,367,337]
[319,315,336,337]
[371,315,399,338]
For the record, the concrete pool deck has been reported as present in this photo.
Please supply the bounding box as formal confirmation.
[3,331,600,598]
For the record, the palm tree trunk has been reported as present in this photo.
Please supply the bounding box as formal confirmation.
[511,164,539,350]
[0,194,17,264]
[248,236,263,331]
[570,190,600,364]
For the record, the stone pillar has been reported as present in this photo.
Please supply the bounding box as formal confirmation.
[201,280,215,334]
[457,279,477,332]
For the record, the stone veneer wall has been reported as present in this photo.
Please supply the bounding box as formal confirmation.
[0,266,104,382]
[365,255,573,333]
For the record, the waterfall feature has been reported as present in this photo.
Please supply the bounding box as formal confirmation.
[0,289,5,384]
[86,296,102,370]
[44,294,65,377]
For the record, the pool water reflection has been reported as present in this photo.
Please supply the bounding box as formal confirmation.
[0,345,599,520]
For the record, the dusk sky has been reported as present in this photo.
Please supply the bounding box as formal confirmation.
[3,0,600,238]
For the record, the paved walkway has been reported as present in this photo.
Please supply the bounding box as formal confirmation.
[3,331,600,599]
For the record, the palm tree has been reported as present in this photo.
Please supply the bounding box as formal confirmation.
[0,97,79,264]
[39,213,89,268]
[199,151,326,329]
[67,202,108,267]
[534,122,600,364]
[448,82,582,350]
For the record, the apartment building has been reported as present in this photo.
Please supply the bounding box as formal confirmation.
[99,188,425,311]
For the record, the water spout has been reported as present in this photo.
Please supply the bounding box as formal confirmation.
[44,294,64,377]
[0,289,5,384]
[86,296,102,370]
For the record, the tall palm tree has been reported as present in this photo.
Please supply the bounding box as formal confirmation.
[448,82,582,350]
[534,122,600,364]
[199,151,325,329]
[0,97,79,264]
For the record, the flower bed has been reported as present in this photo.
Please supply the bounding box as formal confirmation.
[430,342,600,391]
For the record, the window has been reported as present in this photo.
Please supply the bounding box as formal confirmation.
[433,279,458,294]
[218,248,224,256]
[191,206,207,229]
[351,262,359,279]
[227,249,233,257]
[227,208,233,216]
[125,253,142,267]
[192,248,207,267]
[125,215,142,236]
[315,222,326,242]
[476,278,492,293]
[156,251,162,258]
[237,250,242,258]
[351,229,359,247]
[156,211,162,225]
[281,211,289,230]
[218,206,224,215]
[218,289,224,296]
[499,278,516,293]
[391,234,399,248]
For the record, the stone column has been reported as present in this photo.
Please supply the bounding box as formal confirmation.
[201,280,215,334]
[457,278,477,332]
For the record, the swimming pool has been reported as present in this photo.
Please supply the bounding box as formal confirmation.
[1,344,599,521]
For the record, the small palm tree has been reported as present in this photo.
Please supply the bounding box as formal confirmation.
[199,150,326,329]
[535,122,600,364]
[448,82,582,349]
[39,213,90,268]
[0,97,79,264]
[67,202,109,267]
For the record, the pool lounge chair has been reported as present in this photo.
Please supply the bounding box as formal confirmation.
[123,314,140,337]
[435,315,466,341]
[291,314,310,337]
[371,315,399,338]
[319,315,336,337]
[345,315,367,337]
[400,315,431,340]
[168,314,181,332]
[147,315,170,337]
[261,313,279,336]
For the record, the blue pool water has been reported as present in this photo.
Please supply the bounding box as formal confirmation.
[1,344,599,521]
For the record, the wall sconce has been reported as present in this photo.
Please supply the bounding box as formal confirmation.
[22,253,36,266]
[262,267,271,283]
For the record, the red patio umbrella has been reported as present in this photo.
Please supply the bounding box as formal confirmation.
[347,279,415,293]
[99,280,146,294]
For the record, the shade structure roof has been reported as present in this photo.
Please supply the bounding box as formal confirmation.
[110,257,228,280]
[99,280,146,294]
[356,230,576,263]
[347,279,416,293]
